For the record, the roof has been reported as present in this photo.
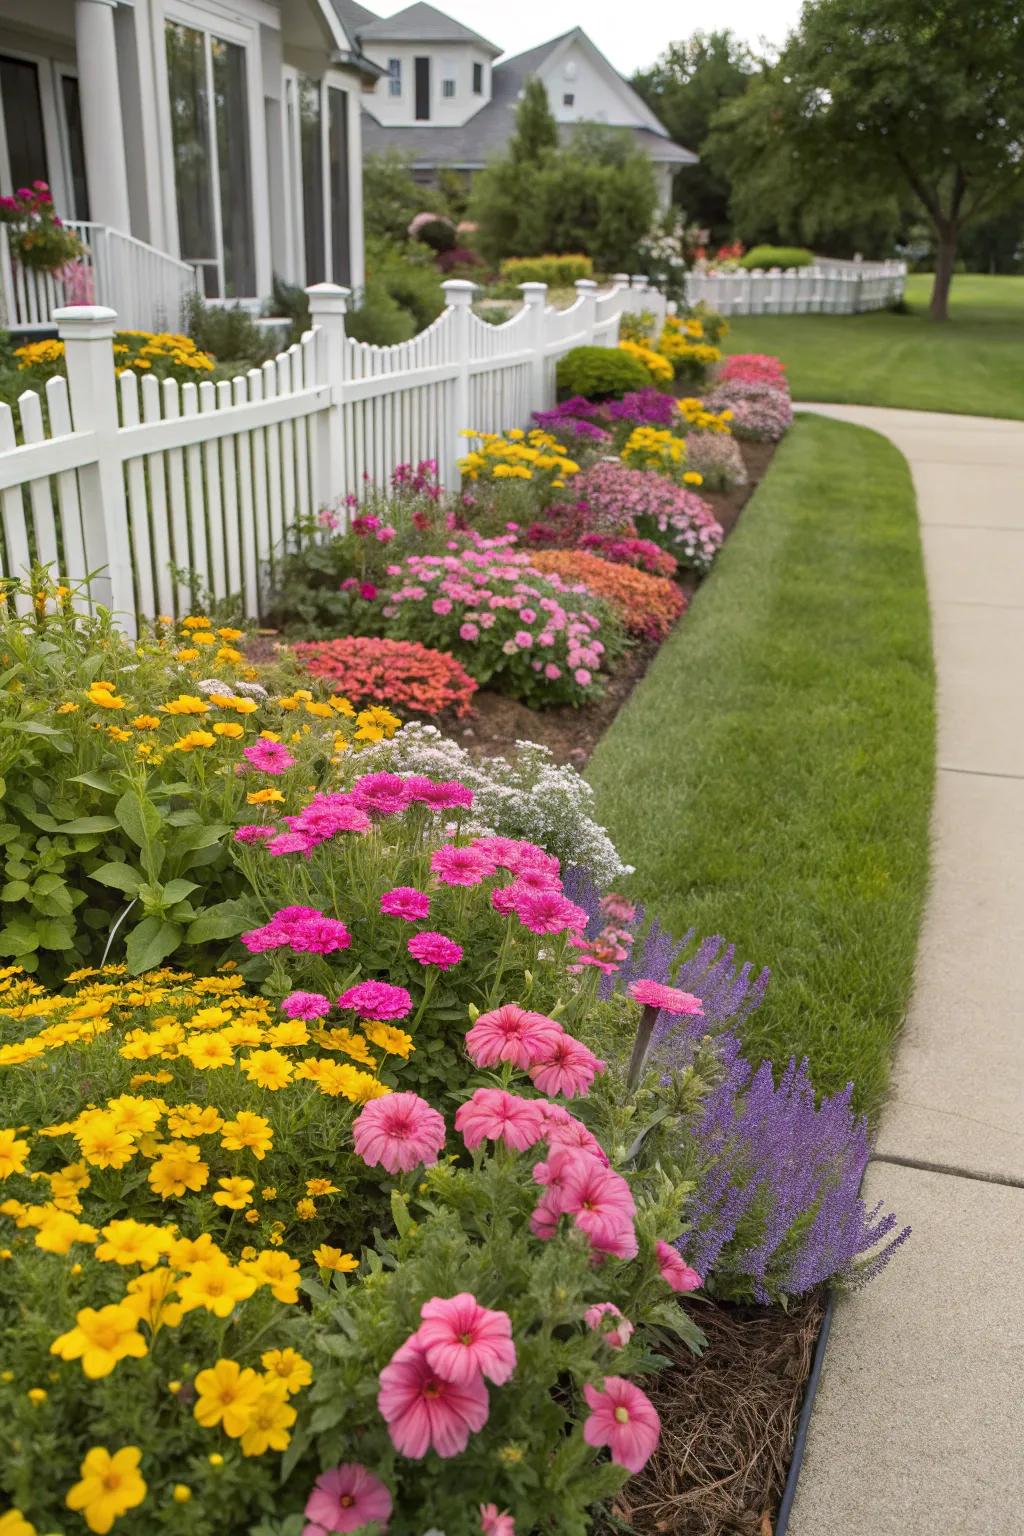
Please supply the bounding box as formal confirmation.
[356,2,501,53]
[361,116,697,169]
[328,0,381,37]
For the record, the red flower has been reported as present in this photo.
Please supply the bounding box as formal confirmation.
[292,636,477,718]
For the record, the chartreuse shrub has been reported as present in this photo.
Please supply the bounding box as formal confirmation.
[739,245,814,270]
[499,254,593,286]
[556,346,651,401]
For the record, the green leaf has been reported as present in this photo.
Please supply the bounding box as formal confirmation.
[34,917,75,951]
[68,770,116,793]
[115,789,165,880]
[0,919,39,955]
[0,879,30,902]
[125,916,182,975]
[160,878,200,906]
[184,900,251,945]
[90,862,143,896]
[6,719,64,737]
[58,815,121,835]
[173,822,230,853]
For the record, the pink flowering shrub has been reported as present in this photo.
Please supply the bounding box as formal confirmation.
[378,533,625,707]
[571,462,724,575]
[719,353,788,388]
[578,533,678,577]
[683,430,749,492]
[706,380,794,442]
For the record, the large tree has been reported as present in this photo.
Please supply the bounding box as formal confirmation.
[708,0,1024,319]
[632,31,755,241]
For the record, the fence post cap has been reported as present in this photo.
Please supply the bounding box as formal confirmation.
[53,305,118,337]
[306,283,350,314]
[441,279,477,304]
[518,280,547,294]
[574,278,599,292]
[611,272,631,286]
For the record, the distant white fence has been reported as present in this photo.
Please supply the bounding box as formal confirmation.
[0,223,198,334]
[0,275,663,633]
[684,260,906,316]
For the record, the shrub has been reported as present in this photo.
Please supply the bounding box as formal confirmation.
[617,338,673,385]
[706,383,794,442]
[408,212,456,251]
[358,721,632,885]
[687,300,729,344]
[363,149,444,244]
[458,427,580,494]
[346,283,418,345]
[572,461,724,574]
[606,388,679,428]
[530,549,686,642]
[719,352,788,387]
[618,308,657,343]
[183,292,277,366]
[437,245,483,273]
[292,636,478,718]
[683,430,749,491]
[578,533,678,577]
[379,535,624,707]
[656,316,722,385]
[556,346,651,401]
[499,253,594,286]
[739,245,814,270]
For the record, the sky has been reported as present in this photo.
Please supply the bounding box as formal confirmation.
[364,0,805,76]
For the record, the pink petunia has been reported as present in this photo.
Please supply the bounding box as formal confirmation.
[480,1505,516,1536]
[655,1240,702,1293]
[584,1301,635,1350]
[407,931,463,970]
[528,1031,606,1099]
[353,1092,446,1175]
[338,980,412,1020]
[243,739,296,775]
[627,980,704,1017]
[464,1003,563,1071]
[417,1293,517,1385]
[377,1333,489,1458]
[455,1088,546,1153]
[380,886,431,922]
[582,1377,660,1473]
[303,1463,392,1534]
[280,991,332,1021]
[532,1147,636,1259]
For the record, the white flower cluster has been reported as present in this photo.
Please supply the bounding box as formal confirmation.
[355,722,632,887]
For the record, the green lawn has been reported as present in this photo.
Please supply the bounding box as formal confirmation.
[722,272,1024,419]
[586,415,935,1115]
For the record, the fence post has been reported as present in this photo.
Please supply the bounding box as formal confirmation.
[53,304,136,632]
[306,282,350,514]
[518,281,549,413]
[441,279,476,492]
[574,278,598,345]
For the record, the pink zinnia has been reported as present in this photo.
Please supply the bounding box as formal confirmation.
[353,1092,446,1174]
[584,1302,634,1350]
[303,1463,392,1534]
[655,1240,702,1293]
[234,824,276,843]
[377,1334,489,1458]
[380,886,431,921]
[350,772,411,817]
[404,776,474,811]
[455,1088,546,1153]
[417,1293,516,1385]
[528,1032,605,1099]
[627,980,704,1016]
[281,990,332,1021]
[243,739,295,775]
[464,1004,564,1071]
[338,980,412,1020]
[242,907,351,956]
[512,887,589,936]
[407,931,463,970]
[480,1505,516,1536]
[582,1376,660,1473]
[431,844,496,887]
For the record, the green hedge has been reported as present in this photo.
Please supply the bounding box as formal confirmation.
[555,344,651,400]
[500,254,594,286]
[739,245,815,270]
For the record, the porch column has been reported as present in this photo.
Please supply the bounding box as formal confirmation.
[74,0,132,232]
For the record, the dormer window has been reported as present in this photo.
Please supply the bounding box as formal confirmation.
[387,58,401,97]
[473,62,483,94]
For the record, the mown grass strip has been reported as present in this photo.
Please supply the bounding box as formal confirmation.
[586,414,935,1115]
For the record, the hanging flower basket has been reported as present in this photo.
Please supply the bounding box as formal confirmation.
[0,181,86,274]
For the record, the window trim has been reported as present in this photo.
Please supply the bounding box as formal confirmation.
[282,66,354,290]
[0,46,80,220]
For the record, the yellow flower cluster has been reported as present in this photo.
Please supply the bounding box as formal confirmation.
[14,331,215,383]
[458,428,580,487]
[617,338,674,385]
[657,326,722,371]
[677,396,734,434]
[13,339,64,371]
[620,426,704,486]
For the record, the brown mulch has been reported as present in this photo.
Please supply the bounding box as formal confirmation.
[599,1292,827,1536]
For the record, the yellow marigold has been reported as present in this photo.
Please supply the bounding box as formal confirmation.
[240,1378,296,1456]
[247,787,284,805]
[241,1048,293,1090]
[312,1244,359,1273]
[220,1111,273,1159]
[193,1358,261,1434]
[123,1267,184,1330]
[362,1020,414,1058]
[240,1249,301,1303]
[212,1175,255,1209]
[95,1218,172,1269]
[147,1142,209,1199]
[261,1347,312,1395]
[0,1128,30,1179]
[85,682,126,709]
[214,721,245,739]
[65,1445,147,1532]
[51,1303,147,1378]
[161,694,209,716]
[132,714,161,731]
[174,729,216,751]
[178,1259,256,1317]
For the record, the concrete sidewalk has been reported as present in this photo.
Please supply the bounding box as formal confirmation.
[787,405,1024,1536]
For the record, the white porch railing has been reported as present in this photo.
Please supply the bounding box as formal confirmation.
[684,260,907,316]
[0,223,198,334]
[0,275,661,633]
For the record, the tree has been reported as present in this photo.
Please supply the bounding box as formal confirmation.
[632,32,755,241]
[362,149,444,244]
[707,0,1024,319]
[510,76,559,163]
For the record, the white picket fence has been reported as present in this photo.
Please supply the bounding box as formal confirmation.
[0,223,198,334]
[684,260,906,316]
[0,275,662,633]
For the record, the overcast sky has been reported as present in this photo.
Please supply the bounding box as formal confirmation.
[367,0,805,75]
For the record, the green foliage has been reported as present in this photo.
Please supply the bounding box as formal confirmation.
[499,254,594,286]
[556,345,652,400]
[346,285,417,345]
[739,245,814,270]
[364,238,445,333]
[411,216,457,253]
[270,276,311,344]
[363,148,445,243]
[183,293,277,366]
[510,75,560,163]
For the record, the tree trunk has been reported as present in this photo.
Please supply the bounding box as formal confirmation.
[930,224,957,321]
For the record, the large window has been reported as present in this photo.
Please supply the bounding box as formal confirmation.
[328,87,350,288]
[298,75,325,285]
[0,54,89,222]
[286,73,353,289]
[165,21,255,298]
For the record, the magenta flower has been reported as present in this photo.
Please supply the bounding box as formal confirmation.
[407,931,463,970]
[532,1148,637,1259]
[455,1088,546,1153]
[377,1334,489,1458]
[655,1240,702,1293]
[338,980,412,1019]
[349,772,412,817]
[380,886,431,921]
[582,1376,660,1473]
[233,824,277,844]
[584,1302,634,1350]
[242,906,351,956]
[431,844,497,887]
[303,1463,392,1533]
[243,740,296,775]
[404,776,474,811]
[528,1032,605,1099]
[464,1003,564,1071]
[353,1092,446,1174]
[480,1505,516,1536]
[417,1293,516,1385]
[281,990,332,1021]
[511,887,589,936]
[627,980,704,1016]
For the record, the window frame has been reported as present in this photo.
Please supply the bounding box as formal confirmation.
[0,47,82,221]
[472,61,483,95]
[387,57,402,97]
[281,67,355,291]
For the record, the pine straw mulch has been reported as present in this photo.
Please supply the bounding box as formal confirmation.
[598,1291,827,1536]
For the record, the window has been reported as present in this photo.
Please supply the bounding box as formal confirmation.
[60,76,89,220]
[442,78,456,98]
[563,92,574,107]
[285,73,352,288]
[441,58,455,98]
[328,87,350,287]
[472,62,483,94]
[414,57,430,120]
[298,74,325,285]
[165,22,255,298]
[387,57,401,97]
[0,55,49,192]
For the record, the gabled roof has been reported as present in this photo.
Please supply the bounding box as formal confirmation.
[495,27,675,143]
[328,0,382,37]
[356,2,501,54]
[361,117,696,170]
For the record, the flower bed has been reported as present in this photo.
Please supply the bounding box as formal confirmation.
[570,462,724,575]
[529,549,687,642]
[293,635,479,717]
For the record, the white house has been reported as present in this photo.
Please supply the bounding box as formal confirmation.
[342,3,696,208]
[0,0,378,327]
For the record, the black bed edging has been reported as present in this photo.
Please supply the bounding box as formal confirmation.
[773,1290,835,1536]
